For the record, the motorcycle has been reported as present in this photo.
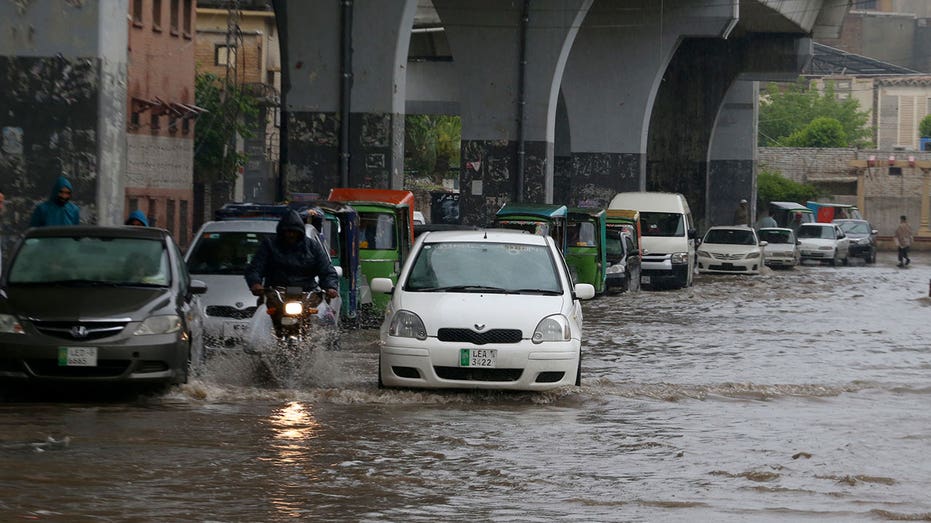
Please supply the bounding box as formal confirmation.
[250,285,340,386]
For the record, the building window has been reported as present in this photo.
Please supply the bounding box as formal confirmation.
[182,0,192,38]
[130,112,140,130]
[132,0,144,27]
[889,167,903,176]
[150,113,160,132]
[853,0,877,9]
[167,199,176,237]
[180,200,189,247]
[215,45,237,66]
[152,0,162,31]
[129,198,139,212]
[148,198,158,227]
[182,117,191,135]
[168,115,178,134]
[836,92,850,100]
[170,0,179,35]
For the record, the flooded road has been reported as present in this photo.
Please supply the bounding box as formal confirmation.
[2,253,930,521]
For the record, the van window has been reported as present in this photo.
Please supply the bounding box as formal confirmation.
[187,231,274,275]
[640,212,684,237]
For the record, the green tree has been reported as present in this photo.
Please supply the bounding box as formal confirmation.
[781,117,848,147]
[193,71,259,184]
[759,78,872,148]
[756,168,821,207]
[919,114,931,138]
[405,114,461,178]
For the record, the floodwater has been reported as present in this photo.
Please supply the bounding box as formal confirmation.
[2,253,930,522]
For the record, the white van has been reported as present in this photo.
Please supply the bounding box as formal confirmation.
[608,192,697,289]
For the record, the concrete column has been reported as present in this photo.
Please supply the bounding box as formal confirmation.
[557,0,738,208]
[433,0,591,225]
[920,168,931,235]
[707,80,758,229]
[280,0,416,195]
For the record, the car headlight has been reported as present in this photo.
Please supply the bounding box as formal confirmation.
[284,301,302,315]
[670,252,689,264]
[134,315,182,335]
[858,238,870,245]
[746,251,761,259]
[0,314,25,334]
[605,264,624,274]
[388,310,427,340]
[697,250,711,258]
[532,314,570,343]
[818,246,833,251]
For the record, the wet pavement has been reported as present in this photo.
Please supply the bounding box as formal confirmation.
[2,252,930,521]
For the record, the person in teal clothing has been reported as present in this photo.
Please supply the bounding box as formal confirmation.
[30,176,80,227]
[125,209,149,227]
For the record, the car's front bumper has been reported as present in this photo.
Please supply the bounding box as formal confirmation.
[697,258,761,274]
[848,243,873,257]
[380,338,580,391]
[764,255,798,267]
[0,333,189,383]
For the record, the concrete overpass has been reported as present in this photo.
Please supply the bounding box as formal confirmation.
[275,0,851,226]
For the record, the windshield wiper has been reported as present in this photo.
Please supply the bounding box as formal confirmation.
[415,285,508,293]
[508,288,562,295]
[44,279,119,287]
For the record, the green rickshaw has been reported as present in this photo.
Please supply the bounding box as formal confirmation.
[565,208,607,294]
[327,188,415,313]
[493,203,568,253]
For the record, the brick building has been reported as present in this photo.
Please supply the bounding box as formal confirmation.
[126,0,199,247]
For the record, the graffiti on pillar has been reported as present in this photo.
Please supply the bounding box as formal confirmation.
[287,112,340,195]
[554,152,641,207]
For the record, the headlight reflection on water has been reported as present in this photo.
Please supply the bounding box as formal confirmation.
[264,401,323,519]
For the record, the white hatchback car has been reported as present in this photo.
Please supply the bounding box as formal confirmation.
[797,222,850,266]
[372,229,595,391]
[697,226,766,274]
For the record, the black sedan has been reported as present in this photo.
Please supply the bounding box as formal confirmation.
[833,219,877,263]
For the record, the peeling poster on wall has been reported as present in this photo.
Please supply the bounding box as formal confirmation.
[2,127,24,155]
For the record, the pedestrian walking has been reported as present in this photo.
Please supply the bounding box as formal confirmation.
[733,199,750,226]
[30,176,80,227]
[894,215,912,267]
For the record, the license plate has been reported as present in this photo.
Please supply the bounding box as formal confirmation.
[641,275,651,284]
[223,322,248,338]
[58,347,97,367]
[460,348,496,368]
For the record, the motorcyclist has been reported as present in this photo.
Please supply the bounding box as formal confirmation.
[244,210,340,301]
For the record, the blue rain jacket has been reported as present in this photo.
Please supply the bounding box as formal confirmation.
[125,209,149,226]
[30,176,80,227]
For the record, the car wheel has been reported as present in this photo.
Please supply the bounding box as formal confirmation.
[575,351,582,387]
[842,254,849,266]
[377,353,385,389]
[868,249,876,264]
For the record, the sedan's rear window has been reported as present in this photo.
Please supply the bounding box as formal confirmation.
[404,242,562,294]
[9,237,170,286]
[798,226,835,239]
[758,230,794,244]
[187,231,273,275]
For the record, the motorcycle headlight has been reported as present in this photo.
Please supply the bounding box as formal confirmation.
[284,301,303,316]
[746,251,761,259]
[697,250,711,258]
[388,310,427,340]
[670,252,689,264]
[0,314,24,334]
[134,315,182,335]
[532,314,570,343]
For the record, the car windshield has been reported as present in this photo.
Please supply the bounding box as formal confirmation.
[703,228,757,245]
[568,221,597,247]
[606,231,625,261]
[798,226,835,239]
[640,212,684,237]
[837,221,870,235]
[8,236,170,286]
[359,213,396,250]
[404,242,562,294]
[186,231,273,275]
[758,230,794,244]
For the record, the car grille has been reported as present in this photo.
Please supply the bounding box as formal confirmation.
[31,320,129,341]
[708,264,748,272]
[711,252,745,260]
[436,328,522,345]
[206,306,257,319]
[434,366,523,381]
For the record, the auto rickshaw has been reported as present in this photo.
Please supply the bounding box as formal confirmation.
[768,201,815,233]
[565,208,607,294]
[605,209,642,293]
[806,201,862,222]
[327,188,415,313]
[493,203,568,253]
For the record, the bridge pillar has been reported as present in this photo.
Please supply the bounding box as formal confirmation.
[433,0,591,225]
[707,80,758,228]
[556,0,738,208]
[278,0,416,195]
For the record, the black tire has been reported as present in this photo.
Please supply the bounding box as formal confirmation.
[842,255,849,266]
[377,353,385,389]
[574,352,582,387]
[829,256,837,267]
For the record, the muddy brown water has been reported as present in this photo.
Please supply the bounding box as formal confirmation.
[2,253,930,522]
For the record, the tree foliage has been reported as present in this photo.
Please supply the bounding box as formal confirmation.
[759,78,872,148]
[919,114,931,138]
[756,168,822,207]
[405,115,461,178]
[193,72,260,184]
[780,117,848,147]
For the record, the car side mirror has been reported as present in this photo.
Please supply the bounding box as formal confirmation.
[574,283,595,300]
[796,240,802,245]
[371,277,394,294]
[759,240,768,247]
[871,229,878,235]
[687,228,698,239]
[335,266,344,279]
[189,279,208,295]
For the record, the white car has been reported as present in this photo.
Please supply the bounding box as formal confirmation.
[372,229,595,391]
[697,226,766,274]
[185,219,326,349]
[797,223,850,266]
[758,227,800,268]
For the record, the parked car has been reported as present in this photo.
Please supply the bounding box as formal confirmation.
[833,219,877,263]
[697,226,767,274]
[0,226,206,385]
[758,227,800,268]
[797,222,850,266]
[371,229,595,391]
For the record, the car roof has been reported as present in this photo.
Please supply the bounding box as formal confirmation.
[420,229,549,245]
[800,222,832,227]
[769,201,812,211]
[705,225,754,231]
[197,220,280,233]
[24,225,169,240]
[759,227,793,232]
[832,218,867,224]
